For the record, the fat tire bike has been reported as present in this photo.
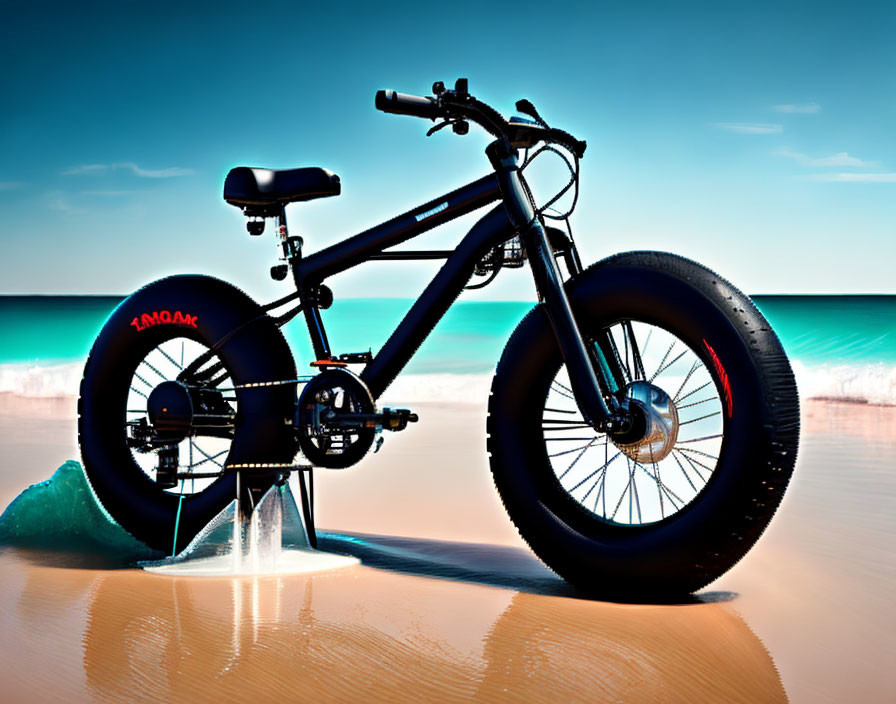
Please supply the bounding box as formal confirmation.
[78,79,799,598]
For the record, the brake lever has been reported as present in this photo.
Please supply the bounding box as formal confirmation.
[426,119,469,136]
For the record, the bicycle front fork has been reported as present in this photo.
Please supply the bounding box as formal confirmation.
[487,140,625,431]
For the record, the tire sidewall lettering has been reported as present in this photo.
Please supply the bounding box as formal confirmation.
[130,310,199,332]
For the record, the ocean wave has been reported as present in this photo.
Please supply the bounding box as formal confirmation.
[0,361,82,398]
[2,361,895,406]
[791,360,896,406]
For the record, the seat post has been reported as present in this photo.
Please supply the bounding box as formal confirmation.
[276,204,333,361]
[276,205,294,260]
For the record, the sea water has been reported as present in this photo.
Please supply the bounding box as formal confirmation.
[1,294,894,404]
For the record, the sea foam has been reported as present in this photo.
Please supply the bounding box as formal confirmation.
[2,360,895,406]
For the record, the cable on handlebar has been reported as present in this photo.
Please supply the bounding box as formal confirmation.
[520,144,580,221]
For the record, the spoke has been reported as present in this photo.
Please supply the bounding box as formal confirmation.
[543,424,594,432]
[191,442,225,469]
[595,441,610,516]
[126,408,147,413]
[623,320,646,380]
[550,439,604,459]
[550,382,576,402]
[677,380,713,404]
[586,441,609,507]
[569,450,621,493]
[188,448,227,470]
[129,386,147,399]
[546,436,598,441]
[677,396,717,410]
[155,344,184,372]
[544,407,578,415]
[641,327,653,357]
[599,447,609,518]
[630,458,643,523]
[557,438,601,481]
[654,462,664,517]
[673,360,701,401]
[649,341,675,383]
[635,462,683,509]
[553,379,574,395]
[677,446,720,461]
[679,410,721,426]
[676,434,723,445]
[133,371,154,390]
[141,358,170,382]
[671,451,698,492]
[621,323,632,383]
[674,448,713,479]
[611,458,636,521]
[650,349,687,383]
[543,418,593,426]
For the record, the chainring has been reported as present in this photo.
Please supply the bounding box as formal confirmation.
[296,369,377,469]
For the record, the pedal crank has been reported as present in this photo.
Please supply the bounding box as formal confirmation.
[324,407,419,433]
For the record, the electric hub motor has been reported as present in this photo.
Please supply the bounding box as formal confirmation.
[612,380,679,464]
[147,380,194,443]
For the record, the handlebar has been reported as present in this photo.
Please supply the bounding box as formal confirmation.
[375,82,587,159]
[375,90,444,121]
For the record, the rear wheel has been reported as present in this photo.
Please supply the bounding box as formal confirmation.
[488,252,799,597]
[78,275,297,554]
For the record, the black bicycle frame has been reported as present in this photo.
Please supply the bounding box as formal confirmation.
[281,141,615,426]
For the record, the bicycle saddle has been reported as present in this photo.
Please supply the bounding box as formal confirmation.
[223,166,340,215]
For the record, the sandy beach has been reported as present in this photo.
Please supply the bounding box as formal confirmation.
[0,395,893,702]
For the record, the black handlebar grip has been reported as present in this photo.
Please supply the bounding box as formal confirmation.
[375,90,443,120]
[546,127,587,158]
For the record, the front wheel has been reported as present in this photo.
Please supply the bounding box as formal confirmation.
[488,252,799,598]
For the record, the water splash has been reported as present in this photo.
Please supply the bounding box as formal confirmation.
[0,461,358,575]
[140,481,359,576]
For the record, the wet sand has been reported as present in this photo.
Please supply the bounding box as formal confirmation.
[0,396,893,702]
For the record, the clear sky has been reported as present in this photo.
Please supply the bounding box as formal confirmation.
[1,0,893,299]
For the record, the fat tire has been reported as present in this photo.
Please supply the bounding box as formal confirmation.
[78,275,297,554]
[487,251,800,597]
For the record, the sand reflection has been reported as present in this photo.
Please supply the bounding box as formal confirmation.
[78,565,786,703]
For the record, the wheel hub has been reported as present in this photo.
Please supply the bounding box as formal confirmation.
[613,380,679,463]
[147,380,194,443]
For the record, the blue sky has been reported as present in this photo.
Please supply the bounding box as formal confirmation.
[1,0,893,298]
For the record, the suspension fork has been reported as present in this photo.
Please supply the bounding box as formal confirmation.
[487,141,623,430]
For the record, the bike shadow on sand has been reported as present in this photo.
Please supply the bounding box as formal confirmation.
[317,531,738,605]
[1,531,737,606]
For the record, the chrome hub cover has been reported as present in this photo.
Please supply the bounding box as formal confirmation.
[614,380,679,463]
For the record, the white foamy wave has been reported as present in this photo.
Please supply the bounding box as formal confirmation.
[3,361,895,407]
[0,362,492,405]
[379,373,493,405]
[0,362,82,398]
[792,360,896,406]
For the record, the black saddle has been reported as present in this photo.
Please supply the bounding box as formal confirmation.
[223,167,340,216]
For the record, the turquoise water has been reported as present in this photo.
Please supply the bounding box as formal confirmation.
[751,295,896,365]
[0,460,153,560]
[1,293,894,401]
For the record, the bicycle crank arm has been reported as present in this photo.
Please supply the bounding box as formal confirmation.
[321,407,419,432]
